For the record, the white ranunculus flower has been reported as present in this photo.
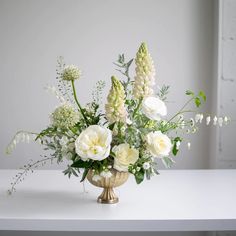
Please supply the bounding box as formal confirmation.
[112,143,139,172]
[75,125,112,161]
[142,96,167,121]
[146,131,172,158]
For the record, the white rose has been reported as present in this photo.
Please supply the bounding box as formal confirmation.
[146,131,172,158]
[142,96,167,121]
[75,125,112,161]
[112,143,139,172]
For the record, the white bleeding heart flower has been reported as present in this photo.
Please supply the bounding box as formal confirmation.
[146,131,172,158]
[112,143,139,172]
[142,96,167,121]
[75,125,112,161]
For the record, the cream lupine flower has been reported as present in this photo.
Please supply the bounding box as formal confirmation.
[105,76,127,123]
[133,42,156,99]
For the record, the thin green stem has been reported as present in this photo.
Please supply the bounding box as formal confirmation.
[167,98,194,123]
[71,80,89,126]
[133,98,143,118]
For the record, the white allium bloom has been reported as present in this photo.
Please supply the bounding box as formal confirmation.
[92,174,102,182]
[75,125,112,161]
[213,116,218,125]
[100,170,113,179]
[142,96,167,121]
[143,162,150,170]
[146,131,172,158]
[187,142,191,150]
[206,116,211,125]
[176,141,181,150]
[112,143,139,172]
[61,65,81,81]
[218,117,223,127]
[51,104,80,129]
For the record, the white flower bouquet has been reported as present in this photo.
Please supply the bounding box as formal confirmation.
[6,43,229,200]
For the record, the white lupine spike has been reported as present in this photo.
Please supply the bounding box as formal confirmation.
[133,43,156,99]
[206,116,211,125]
[218,117,223,127]
[213,116,218,125]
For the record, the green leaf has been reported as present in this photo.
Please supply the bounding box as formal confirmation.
[172,137,182,156]
[80,168,89,182]
[186,90,194,96]
[198,91,206,102]
[71,159,93,169]
[135,170,145,184]
[195,97,201,107]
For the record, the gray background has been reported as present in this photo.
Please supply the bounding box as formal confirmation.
[0,0,215,169]
[0,0,236,236]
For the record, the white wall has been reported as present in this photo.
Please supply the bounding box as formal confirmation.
[0,0,214,170]
[211,0,236,169]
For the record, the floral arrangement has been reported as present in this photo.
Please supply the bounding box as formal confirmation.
[6,42,229,195]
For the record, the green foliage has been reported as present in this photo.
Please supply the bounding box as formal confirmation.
[157,85,170,101]
[135,169,145,184]
[172,137,182,156]
[35,127,57,141]
[71,159,93,169]
[113,53,134,96]
[63,165,80,178]
[80,168,89,182]
[185,90,206,108]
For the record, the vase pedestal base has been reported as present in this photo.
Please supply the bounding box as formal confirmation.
[97,187,118,204]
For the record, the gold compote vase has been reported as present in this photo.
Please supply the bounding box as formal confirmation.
[87,169,129,204]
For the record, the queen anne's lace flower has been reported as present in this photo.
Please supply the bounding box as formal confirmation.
[133,42,156,99]
[61,65,81,81]
[105,76,127,123]
[51,104,80,129]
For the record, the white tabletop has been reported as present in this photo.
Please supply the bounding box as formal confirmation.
[0,169,236,231]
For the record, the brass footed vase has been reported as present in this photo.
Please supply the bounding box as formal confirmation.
[87,169,129,204]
